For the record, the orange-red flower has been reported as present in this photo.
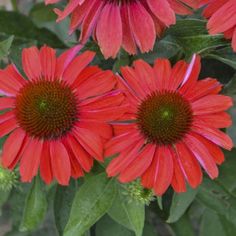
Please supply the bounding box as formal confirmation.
[106,55,233,196]
[45,0,199,58]
[0,45,126,185]
[200,0,236,52]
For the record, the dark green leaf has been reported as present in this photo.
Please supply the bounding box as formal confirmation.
[64,173,117,236]
[20,177,47,232]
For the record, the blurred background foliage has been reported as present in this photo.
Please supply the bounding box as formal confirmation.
[0,1,236,236]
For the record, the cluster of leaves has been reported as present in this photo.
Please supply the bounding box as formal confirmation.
[0,1,236,236]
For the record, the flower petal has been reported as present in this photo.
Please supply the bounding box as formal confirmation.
[20,139,43,182]
[50,141,71,185]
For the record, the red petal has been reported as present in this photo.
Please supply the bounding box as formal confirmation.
[22,46,42,80]
[40,141,53,184]
[40,46,56,80]
[50,141,71,185]
[153,58,172,90]
[0,98,15,110]
[184,133,219,179]
[147,0,176,26]
[128,2,155,53]
[192,124,233,150]
[2,128,26,168]
[96,3,122,58]
[0,118,18,138]
[118,144,155,183]
[66,134,93,172]
[170,147,186,193]
[20,139,43,182]
[106,140,144,177]
[56,45,82,78]
[73,126,103,161]
[153,146,173,196]
[175,142,203,188]
[63,51,95,84]
[192,95,233,115]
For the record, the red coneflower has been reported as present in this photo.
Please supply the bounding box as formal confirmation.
[106,55,233,196]
[0,45,126,185]
[45,0,199,58]
[200,0,236,52]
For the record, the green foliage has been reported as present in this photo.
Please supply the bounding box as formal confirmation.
[167,186,198,223]
[54,180,77,236]
[20,177,47,232]
[0,36,14,60]
[0,2,235,236]
[64,173,117,236]
[108,183,145,236]
[0,10,65,48]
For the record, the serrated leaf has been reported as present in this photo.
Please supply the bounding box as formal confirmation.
[64,173,117,236]
[0,35,14,59]
[20,177,47,232]
[167,185,198,223]
[108,185,145,236]
[54,180,77,236]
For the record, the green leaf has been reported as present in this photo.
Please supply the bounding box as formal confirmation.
[207,47,236,69]
[138,38,181,63]
[54,180,77,236]
[108,185,145,236]
[0,35,14,60]
[200,209,236,236]
[64,173,117,236]
[170,214,195,236]
[96,215,134,236]
[20,177,47,232]
[0,189,10,216]
[168,19,228,58]
[223,73,236,96]
[29,3,56,24]
[0,11,65,48]
[167,185,198,223]
[197,177,236,226]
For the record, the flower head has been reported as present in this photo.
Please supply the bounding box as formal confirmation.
[106,55,233,196]
[200,0,236,52]
[0,45,126,185]
[45,0,199,58]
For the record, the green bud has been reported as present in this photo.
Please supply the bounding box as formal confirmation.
[0,165,18,191]
[122,179,155,205]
